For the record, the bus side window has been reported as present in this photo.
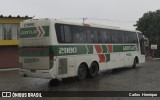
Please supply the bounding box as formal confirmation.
[106,30,111,43]
[116,31,123,43]
[128,32,133,43]
[123,32,129,43]
[72,26,86,43]
[55,24,72,43]
[111,31,117,43]
[93,29,98,43]
[86,29,92,43]
[55,24,64,43]
[122,32,126,43]
[129,32,133,43]
[132,32,138,43]
[90,29,95,43]
[99,30,107,43]
[89,28,98,43]
[60,26,65,42]
[64,25,72,43]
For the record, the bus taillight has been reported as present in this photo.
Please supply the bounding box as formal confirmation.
[50,54,54,61]
[49,48,54,61]
[49,53,54,69]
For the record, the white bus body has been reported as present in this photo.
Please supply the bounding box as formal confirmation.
[19,18,146,80]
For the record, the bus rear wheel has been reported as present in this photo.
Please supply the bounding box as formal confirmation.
[89,62,99,78]
[77,64,87,80]
[49,79,60,86]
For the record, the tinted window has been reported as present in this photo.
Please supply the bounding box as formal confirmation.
[72,26,86,43]
[110,30,118,43]
[123,32,129,43]
[98,30,111,43]
[64,26,72,43]
[116,31,123,43]
[90,28,98,43]
[131,32,138,43]
[86,29,92,43]
[55,23,138,44]
[55,24,63,43]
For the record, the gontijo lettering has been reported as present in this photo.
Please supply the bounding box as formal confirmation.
[123,45,136,51]
[21,30,38,35]
[20,26,49,38]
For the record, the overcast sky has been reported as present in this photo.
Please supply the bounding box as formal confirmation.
[0,0,160,30]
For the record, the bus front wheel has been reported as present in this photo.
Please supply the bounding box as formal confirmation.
[77,64,87,80]
[132,58,137,68]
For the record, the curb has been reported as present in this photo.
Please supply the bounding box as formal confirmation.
[0,68,19,72]
[152,58,160,60]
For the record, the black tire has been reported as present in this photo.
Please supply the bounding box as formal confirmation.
[132,58,137,68]
[49,79,60,86]
[89,62,99,78]
[77,64,87,80]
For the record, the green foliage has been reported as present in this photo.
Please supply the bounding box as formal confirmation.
[135,10,160,44]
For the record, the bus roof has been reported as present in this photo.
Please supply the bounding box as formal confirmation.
[24,18,141,33]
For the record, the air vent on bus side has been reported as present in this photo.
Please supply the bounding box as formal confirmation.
[58,58,67,75]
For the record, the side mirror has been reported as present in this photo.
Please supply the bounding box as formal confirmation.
[144,38,149,46]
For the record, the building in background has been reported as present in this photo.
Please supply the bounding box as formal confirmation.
[0,15,32,69]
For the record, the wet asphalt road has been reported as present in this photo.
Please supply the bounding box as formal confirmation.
[0,59,160,100]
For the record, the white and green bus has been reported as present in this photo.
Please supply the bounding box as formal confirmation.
[19,18,147,81]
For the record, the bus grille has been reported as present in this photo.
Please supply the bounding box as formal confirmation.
[58,58,67,75]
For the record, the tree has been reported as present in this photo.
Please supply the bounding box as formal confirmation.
[135,10,160,57]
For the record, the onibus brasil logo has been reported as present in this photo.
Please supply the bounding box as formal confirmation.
[2,92,42,98]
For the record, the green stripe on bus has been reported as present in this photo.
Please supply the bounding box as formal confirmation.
[101,45,108,53]
[113,45,137,52]
[105,54,110,62]
[19,47,49,57]
[52,45,93,56]
[19,45,137,57]
[20,26,49,38]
